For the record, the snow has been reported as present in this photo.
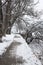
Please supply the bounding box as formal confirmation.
[11,21,26,35]
[32,31,41,38]
[0,33,23,56]
[13,36,42,65]
[0,19,27,56]
[11,23,19,34]
[0,34,14,55]
[0,29,42,65]
[0,34,41,65]
[0,18,42,65]
[32,33,36,38]
[0,33,42,65]
[29,39,43,64]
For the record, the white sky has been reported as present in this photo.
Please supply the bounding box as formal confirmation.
[34,0,43,11]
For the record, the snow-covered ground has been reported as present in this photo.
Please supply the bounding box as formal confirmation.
[0,33,42,65]
[29,39,43,64]
[13,37,41,65]
[0,34,14,55]
[0,14,42,65]
[0,34,23,56]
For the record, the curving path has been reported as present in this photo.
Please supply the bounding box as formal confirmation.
[0,34,42,65]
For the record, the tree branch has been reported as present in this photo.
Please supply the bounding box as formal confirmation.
[30,0,39,6]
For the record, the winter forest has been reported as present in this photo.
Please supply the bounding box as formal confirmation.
[0,0,43,65]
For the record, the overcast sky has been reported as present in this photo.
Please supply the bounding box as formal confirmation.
[34,0,43,11]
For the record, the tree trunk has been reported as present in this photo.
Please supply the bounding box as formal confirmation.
[0,0,3,42]
[4,0,11,34]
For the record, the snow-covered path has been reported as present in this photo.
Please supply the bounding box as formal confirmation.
[0,34,41,65]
